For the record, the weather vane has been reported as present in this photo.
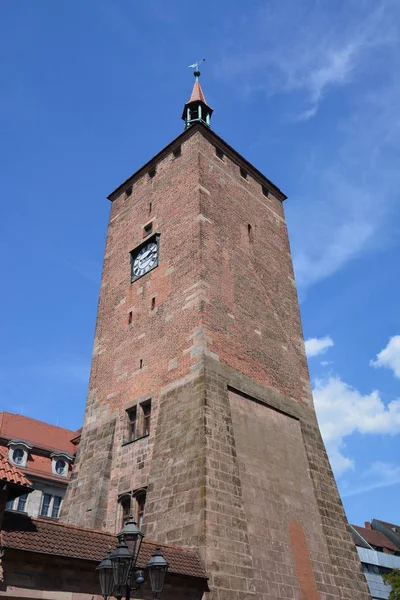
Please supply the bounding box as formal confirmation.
[188,58,205,80]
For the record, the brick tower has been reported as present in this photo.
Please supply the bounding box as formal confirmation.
[61,70,371,600]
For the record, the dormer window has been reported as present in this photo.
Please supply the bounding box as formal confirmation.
[13,448,24,464]
[7,440,32,468]
[55,459,67,475]
[50,452,73,477]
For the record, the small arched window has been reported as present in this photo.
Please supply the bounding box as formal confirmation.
[12,448,24,465]
[120,495,131,527]
[55,459,67,475]
[118,489,147,530]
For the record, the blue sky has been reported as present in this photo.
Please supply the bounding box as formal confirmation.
[1,0,399,527]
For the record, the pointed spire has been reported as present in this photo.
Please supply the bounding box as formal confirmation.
[182,60,213,130]
[189,79,207,104]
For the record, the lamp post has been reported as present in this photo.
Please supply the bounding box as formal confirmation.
[96,551,114,600]
[147,547,169,599]
[97,517,169,600]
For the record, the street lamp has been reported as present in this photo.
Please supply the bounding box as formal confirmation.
[96,551,114,600]
[110,536,132,600]
[97,517,168,600]
[147,547,169,598]
[117,515,144,565]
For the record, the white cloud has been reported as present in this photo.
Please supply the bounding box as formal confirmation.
[370,335,400,378]
[313,376,400,476]
[305,336,334,357]
[218,0,398,119]
[341,461,400,497]
[217,0,400,290]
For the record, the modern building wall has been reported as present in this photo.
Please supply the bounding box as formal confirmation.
[357,547,400,600]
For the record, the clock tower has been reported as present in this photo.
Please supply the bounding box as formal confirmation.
[61,71,371,600]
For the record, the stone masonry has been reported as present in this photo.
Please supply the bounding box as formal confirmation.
[61,120,371,599]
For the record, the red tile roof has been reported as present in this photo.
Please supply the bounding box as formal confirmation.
[352,525,398,553]
[1,512,208,580]
[188,80,207,104]
[0,412,77,455]
[0,448,32,488]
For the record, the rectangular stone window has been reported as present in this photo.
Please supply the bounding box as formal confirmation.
[148,167,157,179]
[118,489,147,530]
[40,493,62,519]
[51,496,62,519]
[124,399,151,443]
[137,492,146,528]
[126,185,132,197]
[240,167,248,180]
[262,186,269,197]
[17,494,28,513]
[143,222,153,237]
[215,147,224,161]
[127,406,137,441]
[173,145,182,158]
[141,400,151,436]
[40,493,52,517]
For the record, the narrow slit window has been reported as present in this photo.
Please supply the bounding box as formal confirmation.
[240,167,248,180]
[137,492,146,528]
[120,495,131,528]
[127,407,137,441]
[173,145,182,158]
[17,494,28,513]
[139,359,143,369]
[262,186,269,198]
[151,297,156,310]
[148,167,156,179]
[141,400,151,435]
[248,224,253,242]
[148,201,152,215]
[126,185,132,197]
[215,147,224,160]
[51,496,62,519]
[128,311,133,325]
[41,494,52,517]
[143,222,153,237]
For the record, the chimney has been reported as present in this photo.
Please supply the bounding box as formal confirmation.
[365,521,371,529]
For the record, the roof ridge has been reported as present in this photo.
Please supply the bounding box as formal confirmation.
[32,517,115,537]
[0,412,78,435]
[30,517,202,555]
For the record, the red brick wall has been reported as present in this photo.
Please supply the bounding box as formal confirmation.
[62,131,208,530]
[196,134,311,405]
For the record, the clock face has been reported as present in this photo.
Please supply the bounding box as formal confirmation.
[131,241,158,281]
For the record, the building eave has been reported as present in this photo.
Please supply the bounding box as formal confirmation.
[107,122,287,202]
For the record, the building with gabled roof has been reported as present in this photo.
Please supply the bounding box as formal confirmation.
[352,524,399,555]
[0,504,208,599]
[0,412,79,520]
[351,521,400,600]
[0,430,208,600]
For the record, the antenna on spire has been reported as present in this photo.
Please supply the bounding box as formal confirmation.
[188,58,205,80]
